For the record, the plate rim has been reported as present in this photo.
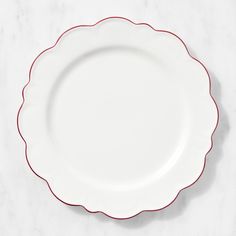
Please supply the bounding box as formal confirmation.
[17,16,219,220]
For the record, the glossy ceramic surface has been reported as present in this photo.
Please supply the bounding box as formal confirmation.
[18,17,218,219]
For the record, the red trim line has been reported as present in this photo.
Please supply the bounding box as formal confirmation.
[16,16,219,220]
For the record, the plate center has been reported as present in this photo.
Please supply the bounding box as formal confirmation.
[47,46,188,188]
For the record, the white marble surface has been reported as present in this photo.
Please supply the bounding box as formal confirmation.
[0,0,235,235]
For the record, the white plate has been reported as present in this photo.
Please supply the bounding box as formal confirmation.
[17,17,218,219]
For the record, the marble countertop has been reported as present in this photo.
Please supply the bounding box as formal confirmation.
[0,0,235,235]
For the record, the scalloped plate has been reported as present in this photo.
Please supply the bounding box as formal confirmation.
[17,17,218,219]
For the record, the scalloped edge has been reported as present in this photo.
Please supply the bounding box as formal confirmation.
[17,16,219,220]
